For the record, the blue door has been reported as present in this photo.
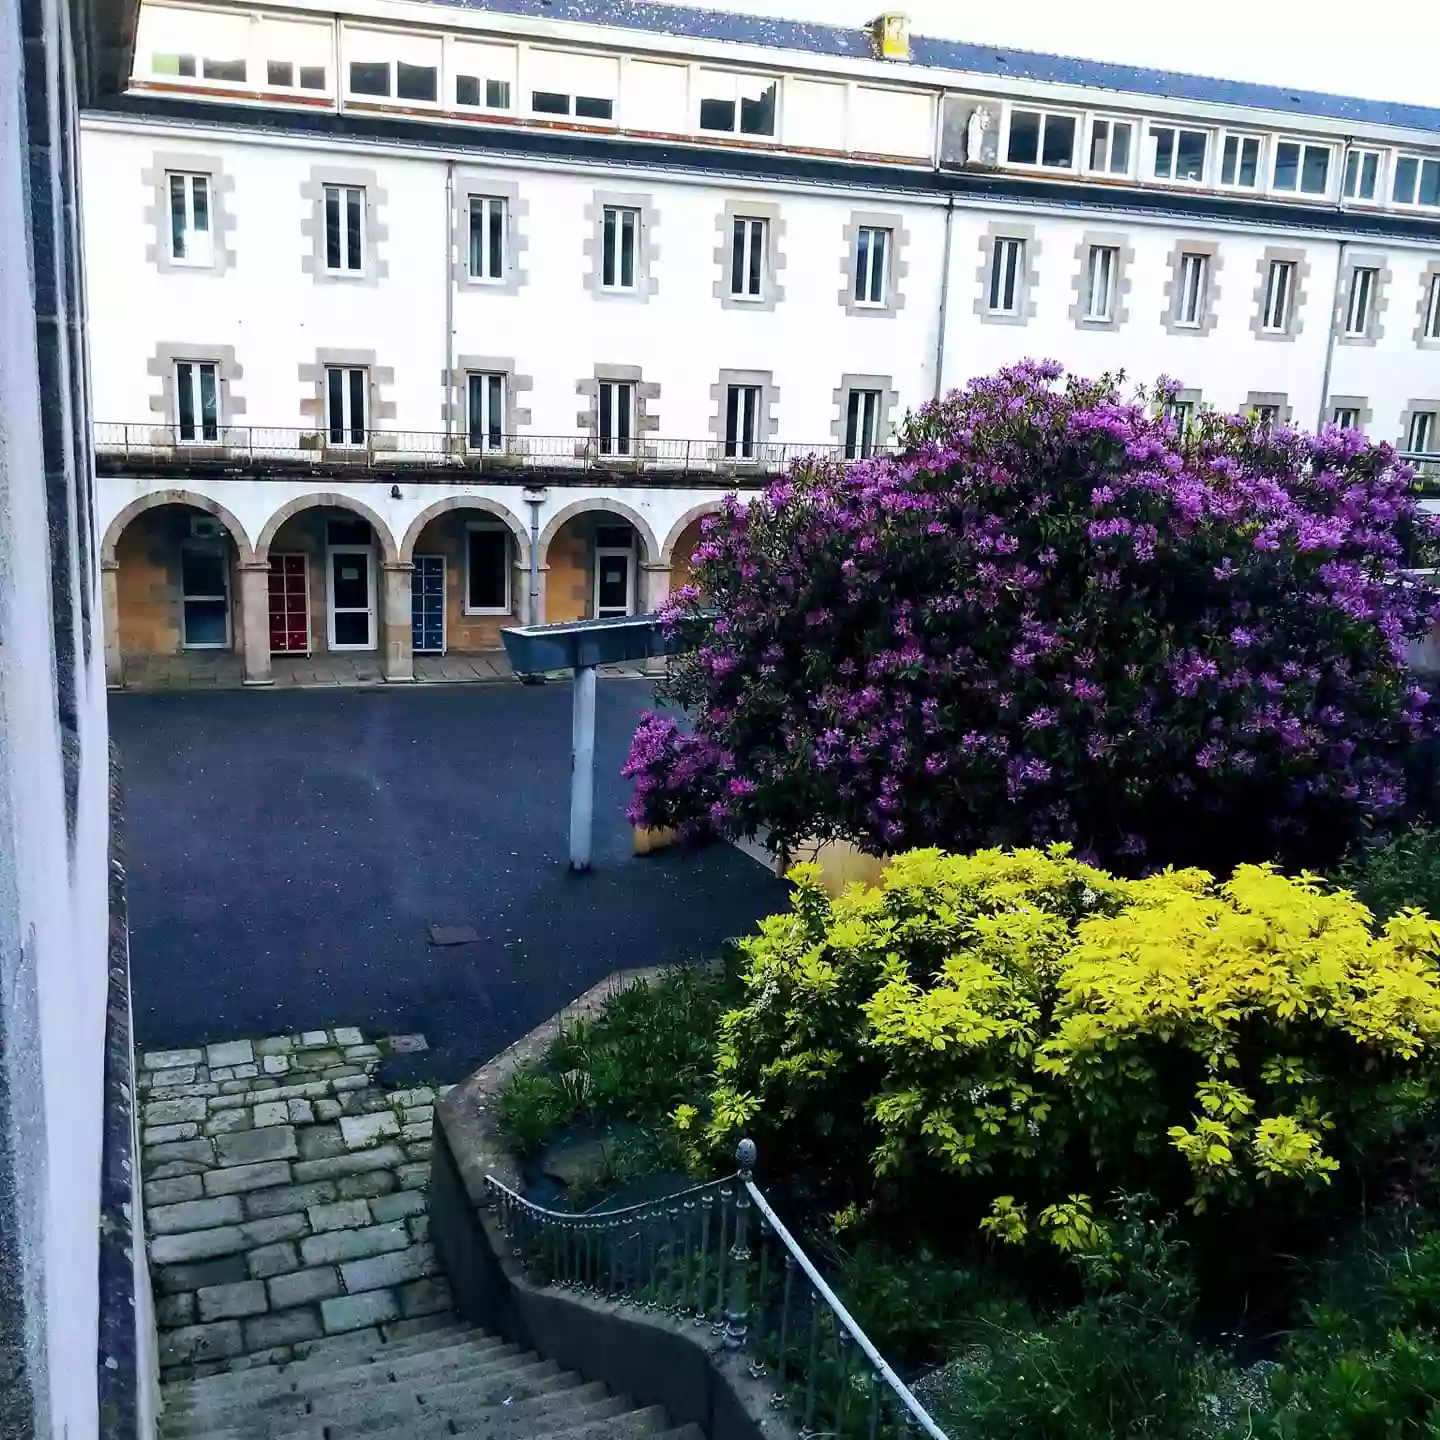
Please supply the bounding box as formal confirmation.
[411,554,445,654]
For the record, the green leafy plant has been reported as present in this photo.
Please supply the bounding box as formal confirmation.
[1337,826,1440,923]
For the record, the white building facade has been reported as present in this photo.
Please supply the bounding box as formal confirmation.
[82,0,1440,684]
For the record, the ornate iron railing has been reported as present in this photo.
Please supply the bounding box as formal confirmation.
[485,1141,949,1440]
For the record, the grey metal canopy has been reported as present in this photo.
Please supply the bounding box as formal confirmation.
[500,612,673,674]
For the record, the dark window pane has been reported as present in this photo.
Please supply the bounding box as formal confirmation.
[869,230,886,302]
[183,600,229,647]
[177,362,195,438]
[1395,155,1419,203]
[617,386,631,452]
[1041,114,1075,167]
[467,530,508,609]
[596,527,633,550]
[731,218,745,294]
[575,95,613,120]
[1176,130,1206,180]
[1153,127,1175,176]
[845,391,860,458]
[488,201,503,278]
[854,227,869,300]
[327,518,373,545]
[699,97,735,131]
[325,188,341,269]
[346,190,362,270]
[333,611,370,647]
[456,73,479,106]
[1007,110,1040,164]
[396,62,436,102]
[348,369,366,444]
[1274,141,1299,189]
[487,375,503,449]
[1111,123,1131,172]
[199,366,218,440]
[1301,147,1329,194]
[602,208,616,286]
[620,211,635,287]
[1422,160,1440,208]
[299,66,325,89]
[532,90,568,114]
[725,386,740,455]
[1239,139,1259,186]
[202,58,246,82]
[467,376,483,447]
[267,60,293,87]
[747,221,762,295]
[182,547,227,597]
[599,385,613,451]
[349,61,389,96]
[486,78,510,108]
[191,176,209,232]
[169,174,186,258]
[739,83,775,135]
[327,369,345,442]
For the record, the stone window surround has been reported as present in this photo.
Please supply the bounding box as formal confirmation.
[1067,231,1134,332]
[1161,237,1223,337]
[298,348,397,447]
[1249,246,1311,342]
[441,356,534,448]
[713,199,787,311]
[1399,398,1440,453]
[838,210,910,318]
[831,374,900,451]
[1163,386,1204,421]
[1335,252,1391,346]
[451,173,529,295]
[975,222,1039,326]
[146,342,245,444]
[1414,261,1440,350]
[575,364,660,459]
[707,369,781,459]
[1327,394,1373,433]
[142,152,238,276]
[582,190,659,302]
[1244,390,1293,424]
[300,166,390,286]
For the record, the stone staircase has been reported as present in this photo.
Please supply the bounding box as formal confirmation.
[159,1312,704,1440]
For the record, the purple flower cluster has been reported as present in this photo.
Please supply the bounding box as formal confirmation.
[624,362,1440,873]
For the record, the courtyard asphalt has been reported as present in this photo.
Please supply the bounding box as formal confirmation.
[110,679,787,1081]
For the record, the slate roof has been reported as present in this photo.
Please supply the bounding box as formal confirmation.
[434,0,1440,136]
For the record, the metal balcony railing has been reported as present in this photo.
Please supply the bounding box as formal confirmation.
[1400,451,1440,490]
[486,1140,949,1440]
[92,423,895,477]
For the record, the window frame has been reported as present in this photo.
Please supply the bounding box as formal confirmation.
[1393,154,1440,210]
[324,365,368,448]
[179,541,233,651]
[1425,274,1440,343]
[729,215,767,301]
[724,383,762,460]
[464,522,513,616]
[1261,258,1295,334]
[1410,410,1438,455]
[696,69,779,138]
[322,184,365,275]
[1082,243,1118,323]
[1342,146,1384,203]
[1270,137,1333,198]
[852,225,891,308]
[1174,251,1209,328]
[174,359,220,444]
[467,194,507,283]
[466,371,507,453]
[346,56,439,106]
[597,379,635,458]
[1345,265,1378,338]
[1332,405,1362,430]
[988,236,1025,316]
[1003,105,1082,172]
[167,171,213,266]
[1148,123,1210,185]
[600,205,639,292]
[843,388,884,461]
[1218,131,1264,191]
[1084,116,1136,178]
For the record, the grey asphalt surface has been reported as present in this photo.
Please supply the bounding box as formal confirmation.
[110,679,786,1081]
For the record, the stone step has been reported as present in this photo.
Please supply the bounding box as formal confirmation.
[288,1313,466,1361]
[357,1401,679,1440]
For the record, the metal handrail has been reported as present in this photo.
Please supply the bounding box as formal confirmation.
[483,1139,950,1440]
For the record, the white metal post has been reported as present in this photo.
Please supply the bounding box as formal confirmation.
[569,663,598,870]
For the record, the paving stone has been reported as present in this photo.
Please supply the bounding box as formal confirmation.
[320,1290,398,1335]
[263,1055,290,1076]
[339,1243,437,1293]
[292,1145,405,1183]
[408,1214,429,1243]
[338,1092,372,1116]
[225,1346,295,1371]
[149,1195,244,1235]
[144,1123,199,1146]
[249,1082,329,1103]
[208,1094,250,1112]
[268,1266,341,1309]
[253,1101,289,1128]
[300,1221,410,1267]
[154,1082,220,1099]
[308,1200,371,1233]
[149,1066,197,1088]
[335,1171,397,1201]
[401,1124,431,1144]
[243,1180,338,1219]
[146,1139,215,1167]
[220,1079,254,1094]
[332,1027,364,1047]
[298,1124,348,1161]
[315,1099,342,1122]
[388,1088,435,1110]
[340,1113,399,1149]
[207,1040,255,1068]
[368,1190,425,1224]
[326,1065,366,1080]
[438,1086,456,1097]
[151,1226,247,1264]
[145,1175,203,1207]
[197,1280,268,1321]
[248,1242,300,1279]
[155,1293,195,1327]
[204,1109,251,1137]
[215,1126,297,1166]
[402,1107,433,1129]
[257,1036,296,1056]
[145,1096,208,1126]
[250,1077,279,1092]
[331,1075,369,1093]
[398,1276,450,1318]
[405,1142,432,1163]
[245,1308,321,1350]
[398,1163,430,1191]
[287,1100,314,1125]
[382,1034,429,1054]
[153,1254,250,1295]
[294,1048,343,1069]
[240,1214,310,1247]
[210,1067,234,1082]
[203,1160,293,1197]
[157,1320,242,1367]
[145,1048,205,1071]
[300,1030,329,1046]
[233,1064,259,1079]
[343,1045,382,1062]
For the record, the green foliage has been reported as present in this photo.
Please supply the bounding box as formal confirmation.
[498,1070,572,1158]
[1338,826,1440,924]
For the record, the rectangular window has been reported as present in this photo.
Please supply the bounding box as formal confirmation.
[989,237,1024,314]
[167,172,212,264]
[853,226,890,306]
[844,389,883,460]
[468,196,506,281]
[325,366,367,446]
[1006,109,1077,168]
[698,71,777,136]
[597,381,634,457]
[300,66,325,90]
[348,60,389,96]
[1151,125,1208,183]
[1345,267,1377,336]
[466,526,511,613]
[1220,133,1262,188]
[725,384,761,459]
[730,217,766,299]
[1272,140,1331,195]
[1343,148,1381,201]
[201,57,246,83]
[1252,404,1280,425]
[323,185,364,273]
[1262,260,1295,332]
[466,372,506,452]
[180,544,230,649]
[1332,406,1361,430]
[601,206,638,291]
[1426,276,1440,341]
[457,74,511,108]
[1411,411,1437,455]
[1394,155,1440,208]
[396,61,438,103]
[1084,244,1117,322]
[1087,118,1133,175]
[175,361,219,442]
[1175,252,1208,327]
[267,60,293,87]
[1167,398,1195,426]
[151,52,197,77]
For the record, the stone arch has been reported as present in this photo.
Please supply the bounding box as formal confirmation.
[255,493,400,564]
[400,495,531,565]
[102,490,255,565]
[537,497,660,568]
[660,501,727,567]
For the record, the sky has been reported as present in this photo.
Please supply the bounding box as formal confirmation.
[687,0,1440,111]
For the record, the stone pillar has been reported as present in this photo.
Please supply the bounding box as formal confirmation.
[381,560,414,683]
[237,561,274,686]
[640,563,672,676]
[101,559,122,687]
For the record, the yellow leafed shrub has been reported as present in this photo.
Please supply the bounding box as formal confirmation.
[702,847,1440,1244]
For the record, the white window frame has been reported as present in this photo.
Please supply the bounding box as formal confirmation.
[323,184,365,274]
[1218,132,1264,190]
[592,533,637,618]
[853,225,890,307]
[1167,398,1196,426]
[696,69,778,138]
[1331,406,1361,430]
[325,544,376,652]
[601,205,639,292]
[324,365,368,448]
[1083,244,1118,322]
[1252,403,1281,426]
[467,195,506,283]
[597,380,635,458]
[1343,147,1384,203]
[1345,266,1377,337]
[844,389,883,460]
[1426,275,1440,342]
[167,171,213,265]
[1003,105,1081,172]
[730,216,767,301]
[1148,123,1209,185]
[1411,410,1438,455]
[1392,154,1440,211]
[1175,252,1208,328]
[1270,138,1333,198]
[179,541,232,651]
[466,371,506,453]
[724,384,761,459]
[174,360,220,443]
[463,522,512,616]
[1261,259,1295,333]
[988,237,1024,316]
[1085,116,1135,177]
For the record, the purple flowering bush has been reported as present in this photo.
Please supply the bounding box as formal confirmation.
[625,362,1440,873]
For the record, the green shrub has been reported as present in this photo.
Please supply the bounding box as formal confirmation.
[1337,826,1440,923]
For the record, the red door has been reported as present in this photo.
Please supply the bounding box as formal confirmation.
[268,554,310,655]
